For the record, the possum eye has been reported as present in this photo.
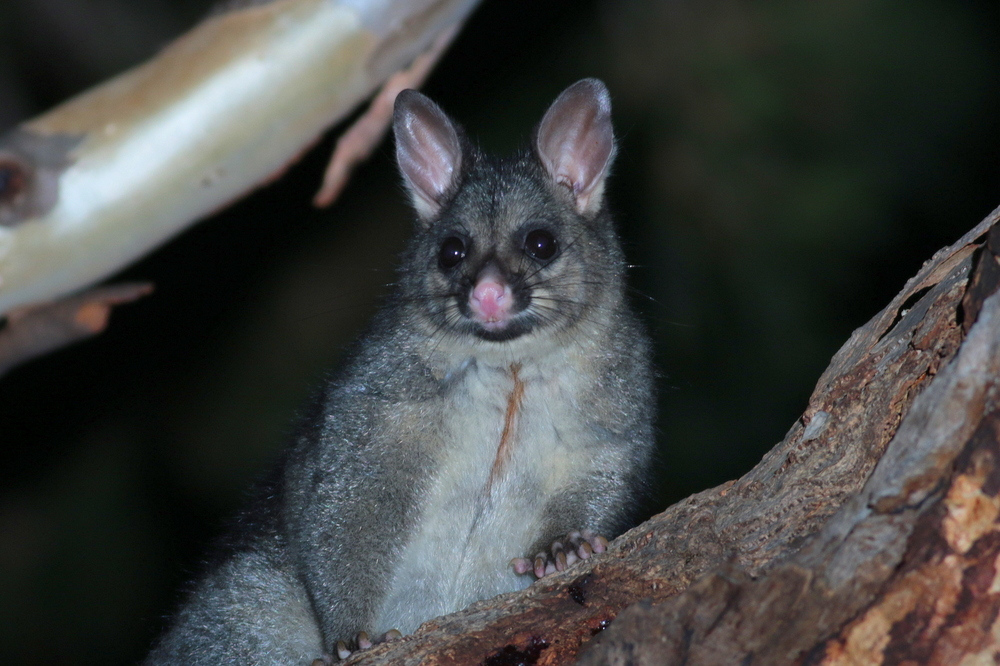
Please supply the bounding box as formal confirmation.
[523,229,558,262]
[438,236,467,270]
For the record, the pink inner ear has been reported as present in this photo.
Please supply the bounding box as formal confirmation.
[536,79,615,211]
[393,90,462,218]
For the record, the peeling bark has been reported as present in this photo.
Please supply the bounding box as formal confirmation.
[340,204,1000,665]
[0,282,153,377]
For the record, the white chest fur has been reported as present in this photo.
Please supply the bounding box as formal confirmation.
[373,355,595,634]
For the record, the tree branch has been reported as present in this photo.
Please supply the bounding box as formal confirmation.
[0,0,481,318]
[0,282,153,377]
[338,204,1000,665]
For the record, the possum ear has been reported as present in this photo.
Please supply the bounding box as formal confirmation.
[393,89,463,221]
[535,79,616,216]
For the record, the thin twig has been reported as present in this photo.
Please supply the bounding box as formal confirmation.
[0,282,153,377]
[312,25,461,208]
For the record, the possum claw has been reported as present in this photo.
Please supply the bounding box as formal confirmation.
[333,628,402,661]
[510,556,533,574]
[517,530,610,579]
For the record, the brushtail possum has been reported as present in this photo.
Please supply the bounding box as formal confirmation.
[145,78,656,665]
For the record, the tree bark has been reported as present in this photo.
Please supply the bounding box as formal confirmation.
[343,204,1000,665]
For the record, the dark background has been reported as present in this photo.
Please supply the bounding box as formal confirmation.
[0,0,996,663]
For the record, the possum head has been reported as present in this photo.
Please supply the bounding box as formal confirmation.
[392,79,626,349]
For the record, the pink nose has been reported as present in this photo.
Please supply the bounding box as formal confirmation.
[471,277,512,324]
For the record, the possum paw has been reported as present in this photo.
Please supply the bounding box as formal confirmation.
[510,529,608,579]
[323,629,402,662]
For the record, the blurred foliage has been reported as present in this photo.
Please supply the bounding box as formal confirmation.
[0,0,996,663]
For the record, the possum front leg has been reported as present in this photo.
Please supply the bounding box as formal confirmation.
[511,530,609,579]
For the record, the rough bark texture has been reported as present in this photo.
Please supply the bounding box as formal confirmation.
[347,205,1000,666]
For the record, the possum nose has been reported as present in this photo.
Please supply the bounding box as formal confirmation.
[470,272,513,325]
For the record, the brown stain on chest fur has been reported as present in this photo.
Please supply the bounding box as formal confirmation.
[486,363,524,492]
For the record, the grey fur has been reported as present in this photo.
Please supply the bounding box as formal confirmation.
[145,79,655,665]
